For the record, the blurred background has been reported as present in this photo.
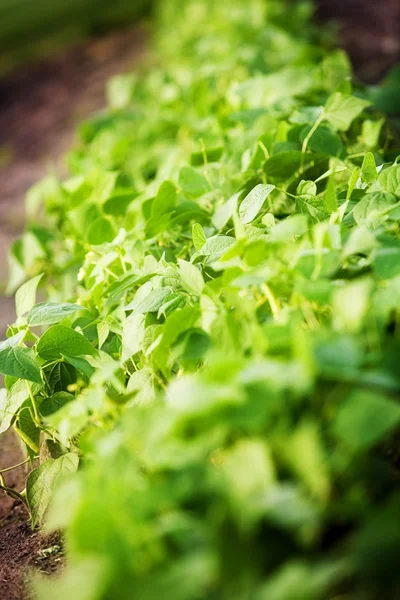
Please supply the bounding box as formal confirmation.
[0,0,399,336]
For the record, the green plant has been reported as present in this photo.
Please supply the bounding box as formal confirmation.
[1,0,400,598]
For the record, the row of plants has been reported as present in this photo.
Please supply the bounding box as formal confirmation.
[1,0,400,597]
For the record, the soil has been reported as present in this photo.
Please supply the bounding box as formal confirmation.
[316,0,400,83]
[0,431,63,600]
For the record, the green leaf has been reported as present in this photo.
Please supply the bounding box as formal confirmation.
[15,274,43,319]
[353,192,397,224]
[0,342,42,383]
[26,453,79,527]
[124,287,173,314]
[63,355,95,377]
[36,325,96,361]
[373,247,400,279]
[27,302,87,326]
[97,322,110,349]
[40,392,75,418]
[178,260,204,295]
[193,235,236,262]
[265,152,302,180]
[361,152,378,184]
[297,180,317,196]
[212,192,240,230]
[333,389,400,451]
[86,217,117,245]
[179,166,210,197]
[192,223,206,251]
[324,92,371,131]
[239,184,275,224]
[379,164,400,195]
[151,181,177,216]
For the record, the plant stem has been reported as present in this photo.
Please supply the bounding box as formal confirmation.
[301,114,324,171]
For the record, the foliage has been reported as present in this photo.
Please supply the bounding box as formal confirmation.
[1,0,400,598]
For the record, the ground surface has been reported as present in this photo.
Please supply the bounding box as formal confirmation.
[0,431,63,600]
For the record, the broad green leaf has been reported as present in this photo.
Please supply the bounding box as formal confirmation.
[0,344,42,384]
[192,223,206,250]
[373,247,400,279]
[324,92,371,131]
[151,181,177,216]
[361,118,384,148]
[379,164,400,195]
[239,184,275,224]
[353,192,397,224]
[124,287,173,313]
[40,392,75,418]
[0,379,41,434]
[178,260,204,295]
[86,217,117,245]
[63,355,95,377]
[333,389,400,451]
[212,192,240,230]
[179,166,210,197]
[265,152,302,180]
[27,302,87,326]
[269,214,308,243]
[15,274,43,319]
[26,453,79,527]
[36,325,96,361]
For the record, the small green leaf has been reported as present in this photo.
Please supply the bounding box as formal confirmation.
[178,260,204,295]
[179,166,210,197]
[27,302,87,326]
[379,164,400,195]
[86,217,117,245]
[297,180,317,197]
[265,152,302,180]
[40,392,75,418]
[192,223,206,250]
[97,322,110,349]
[124,287,173,313]
[36,325,96,361]
[333,389,400,451]
[324,92,371,131]
[15,274,43,319]
[0,343,42,384]
[212,192,240,230]
[239,184,275,224]
[151,181,177,216]
[361,152,378,184]
[26,453,79,527]
[353,192,397,224]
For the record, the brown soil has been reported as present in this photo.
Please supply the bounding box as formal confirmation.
[316,0,400,83]
[0,431,63,600]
